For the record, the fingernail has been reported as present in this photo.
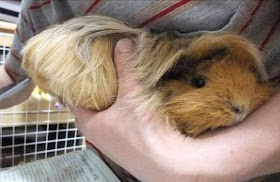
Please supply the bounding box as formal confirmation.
[116,38,134,53]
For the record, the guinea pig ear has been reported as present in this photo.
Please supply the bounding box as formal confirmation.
[184,34,231,60]
[196,47,229,62]
[217,34,268,81]
[186,33,268,81]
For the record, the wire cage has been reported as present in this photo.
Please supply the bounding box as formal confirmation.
[0,32,86,169]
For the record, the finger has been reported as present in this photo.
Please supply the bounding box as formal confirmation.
[114,38,138,98]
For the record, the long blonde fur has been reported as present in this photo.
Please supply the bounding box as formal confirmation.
[23,15,145,110]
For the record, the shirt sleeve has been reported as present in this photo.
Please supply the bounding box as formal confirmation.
[4,1,34,82]
[1,0,78,108]
[4,0,77,82]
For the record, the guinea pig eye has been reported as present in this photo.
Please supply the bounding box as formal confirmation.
[249,66,257,74]
[192,75,207,88]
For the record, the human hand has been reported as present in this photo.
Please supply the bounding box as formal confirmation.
[71,39,280,182]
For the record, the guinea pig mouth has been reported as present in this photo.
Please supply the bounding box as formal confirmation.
[226,112,249,126]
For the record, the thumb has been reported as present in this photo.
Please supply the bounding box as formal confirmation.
[114,38,138,98]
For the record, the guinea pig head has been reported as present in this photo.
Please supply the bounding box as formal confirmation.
[161,34,276,137]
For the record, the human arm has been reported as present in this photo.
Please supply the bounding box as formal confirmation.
[72,38,280,182]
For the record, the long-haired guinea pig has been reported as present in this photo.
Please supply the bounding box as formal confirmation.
[22,15,277,137]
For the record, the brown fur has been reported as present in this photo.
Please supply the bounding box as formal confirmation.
[22,15,277,137]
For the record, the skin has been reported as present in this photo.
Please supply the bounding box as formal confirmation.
[64,39,280,181]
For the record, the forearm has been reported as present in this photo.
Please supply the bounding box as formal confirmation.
[195,92,280,181]
[238,92,280,179]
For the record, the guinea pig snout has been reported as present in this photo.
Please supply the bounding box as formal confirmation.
[230,99,250,115]
[231,104,244,114]
[229,102,249,125]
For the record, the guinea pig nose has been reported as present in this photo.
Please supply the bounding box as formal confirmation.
[232,105,244,114]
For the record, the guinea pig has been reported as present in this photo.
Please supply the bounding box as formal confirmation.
[22,15,277,137]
